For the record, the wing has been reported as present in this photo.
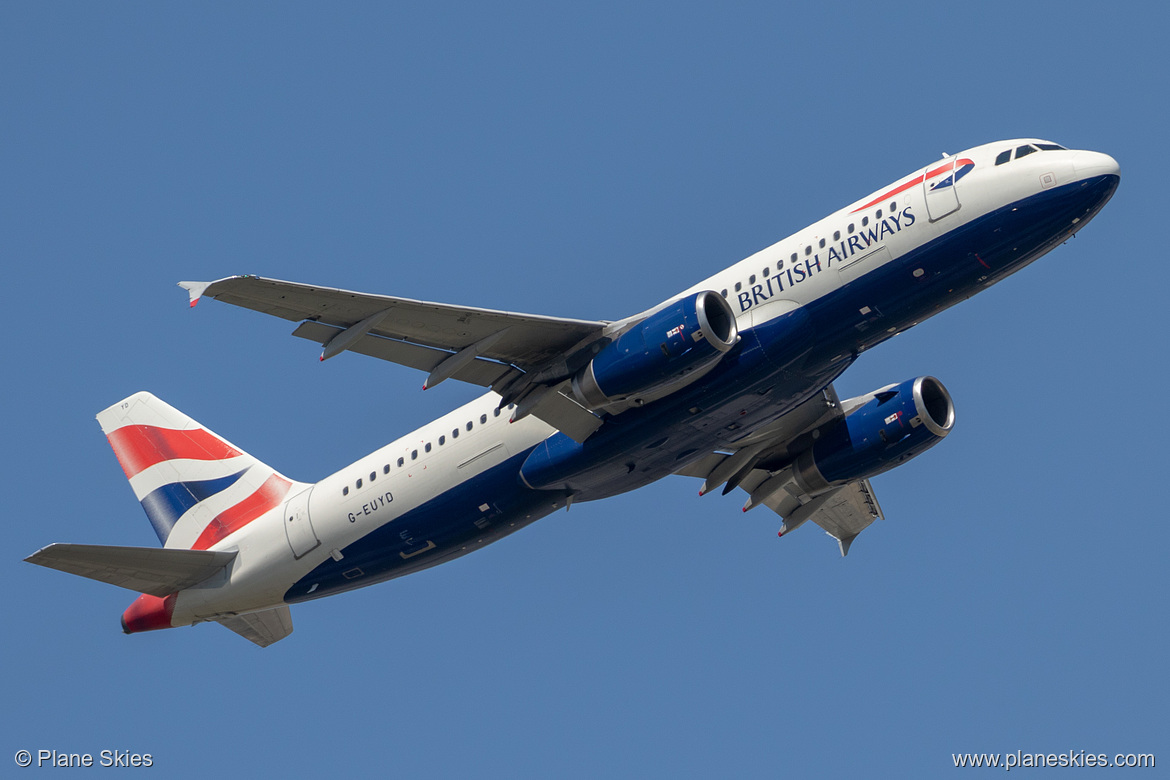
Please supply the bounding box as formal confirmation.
[217,606,294,648]
[25,543,237,596]
[179,276,611,441]
[674,385,884,556]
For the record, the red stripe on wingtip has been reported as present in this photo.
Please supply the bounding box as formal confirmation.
[106,425,242,479]
[190,474,293,550]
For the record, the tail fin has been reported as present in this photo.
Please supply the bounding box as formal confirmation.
[98,392,302,550]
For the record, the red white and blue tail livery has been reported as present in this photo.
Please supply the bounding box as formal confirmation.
[99,393,301,551]
[27,139,1120,646]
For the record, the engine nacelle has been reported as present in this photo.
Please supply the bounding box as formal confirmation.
[572,290,738,410]
[791,376,955,495]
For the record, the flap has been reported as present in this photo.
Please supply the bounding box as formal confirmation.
[290,320,518,388]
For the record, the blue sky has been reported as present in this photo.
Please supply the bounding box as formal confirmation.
[4,2,1165,777]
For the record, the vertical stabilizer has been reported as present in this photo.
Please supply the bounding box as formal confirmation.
[97,392,303,549]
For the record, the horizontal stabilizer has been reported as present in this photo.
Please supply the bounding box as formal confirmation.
[25,543,236,596]
[217,606,293,647]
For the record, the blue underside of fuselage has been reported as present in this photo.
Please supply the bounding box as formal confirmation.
[285,173,1118,604]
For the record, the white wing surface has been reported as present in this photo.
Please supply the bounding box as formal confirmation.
[180,276,608,441]
[180,275,606,371]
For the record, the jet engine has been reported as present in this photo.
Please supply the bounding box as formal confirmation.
[571,290,738,410]
[791,376,955,496]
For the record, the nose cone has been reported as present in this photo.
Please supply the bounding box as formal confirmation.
[1072,150,1121,181]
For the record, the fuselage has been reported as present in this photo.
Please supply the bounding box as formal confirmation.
[167,139,1120,627]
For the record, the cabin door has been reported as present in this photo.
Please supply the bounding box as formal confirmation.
[284,487,321,559]
[923,157,961,222]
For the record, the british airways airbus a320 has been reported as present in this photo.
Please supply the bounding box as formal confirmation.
[27,139,1119,646]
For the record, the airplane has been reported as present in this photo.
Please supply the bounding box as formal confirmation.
[26,139,1119,647]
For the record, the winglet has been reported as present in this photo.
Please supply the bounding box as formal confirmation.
[178,280,213,308]
[835,533,858,557]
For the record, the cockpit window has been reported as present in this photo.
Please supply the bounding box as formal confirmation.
[998,143,1066,166]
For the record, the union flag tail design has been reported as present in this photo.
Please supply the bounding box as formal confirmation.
[97,392,303,549]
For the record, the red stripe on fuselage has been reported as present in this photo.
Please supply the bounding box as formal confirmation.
[850,158,973,214]
[191,474,292,550]
[106,425,242,479]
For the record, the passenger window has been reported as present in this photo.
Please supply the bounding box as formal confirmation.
[734,282,742,292]
[804,246,811,256]
[876,209,882,219]
[889,201,896,211]
[397,457,405,467]
[356,478,362,489]
[343,486,349,496]
[789,253,796,263]
[1016,145,1038,159]
[720,289,727,298]
[833,230,840,241]
[995,149,1011,165]
[425,442,432,453]
[411,450,418,460]
[369,471,376,482]
[438,436,445,446]
[762,267,769,278]
[848,223,854,234]
[749,274,756,284]
[452,428,459,438]
[383,464,390,474]
[862,217,869,227]
[493,408,500,417]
